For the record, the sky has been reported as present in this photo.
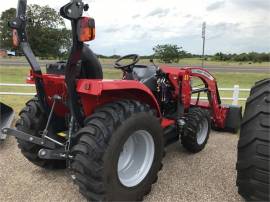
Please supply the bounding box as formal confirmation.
[1,0,270,56]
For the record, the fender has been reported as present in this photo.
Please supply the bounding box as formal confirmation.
[77,79,161,117]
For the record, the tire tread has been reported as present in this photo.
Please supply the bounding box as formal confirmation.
[71,100,163,201]
[15,97,66,169]
[181,107,211,153]
[236,78,270,201]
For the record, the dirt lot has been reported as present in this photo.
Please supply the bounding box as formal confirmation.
[0,131,243,202]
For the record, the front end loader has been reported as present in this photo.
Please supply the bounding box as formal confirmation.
[0,102,14,141]
[2,0,242,201]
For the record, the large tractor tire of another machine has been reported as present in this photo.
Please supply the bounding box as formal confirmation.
[70,100,164,201]
[15,97,66,169]
[236,78,270,201]
[181,107,211,153]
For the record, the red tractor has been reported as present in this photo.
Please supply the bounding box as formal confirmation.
[2,0,242,201]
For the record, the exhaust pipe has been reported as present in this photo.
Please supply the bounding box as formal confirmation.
[0,102,15,141]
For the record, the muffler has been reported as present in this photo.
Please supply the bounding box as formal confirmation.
[0,102,15,140]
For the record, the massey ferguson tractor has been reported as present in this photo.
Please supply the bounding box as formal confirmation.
[1,0,248,201]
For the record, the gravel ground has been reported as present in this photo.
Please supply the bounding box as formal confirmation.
[0,131,244,202]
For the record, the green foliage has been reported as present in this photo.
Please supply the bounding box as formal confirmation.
[213,52,270,63]
[153,44,186,63]
[97,54,121,59]
[26,4,72,58]
[0,8,16,50]
[0,5,71,58]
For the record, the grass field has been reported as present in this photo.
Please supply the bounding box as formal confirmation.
[0,66,268,114]
[1,56,270,67]
[99,58,270,67]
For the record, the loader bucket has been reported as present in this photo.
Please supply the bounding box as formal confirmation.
[0,102,15,140]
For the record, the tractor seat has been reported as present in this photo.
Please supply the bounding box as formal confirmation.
[131,65,157,92]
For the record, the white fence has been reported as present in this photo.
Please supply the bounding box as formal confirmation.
[0,83,250,105]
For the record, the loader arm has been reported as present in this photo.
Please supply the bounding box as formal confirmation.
[189,68,227,128]
[161,66,241,130]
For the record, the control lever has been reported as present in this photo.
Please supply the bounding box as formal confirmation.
[150,58,159,69]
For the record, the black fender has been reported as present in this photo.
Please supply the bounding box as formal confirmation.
[80,44,103,79]
[46,44,103,79]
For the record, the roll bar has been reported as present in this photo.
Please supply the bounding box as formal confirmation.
[59,0,90,126]
[9,0,89,74]
[9,0,41,74]
[9,0,49,112]
[60,0,89,20]
[9,0,90,125]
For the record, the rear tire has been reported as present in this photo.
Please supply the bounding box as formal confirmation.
[181,107,211,153]
[70,100,164,201]
[15,97,66,169]
[236,78,270,201]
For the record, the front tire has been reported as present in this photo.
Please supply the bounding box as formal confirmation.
[181,107,211,153]
[70,100,164,201]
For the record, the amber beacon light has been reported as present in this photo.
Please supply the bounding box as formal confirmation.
[77,17,95,42]
[12,29,19,47]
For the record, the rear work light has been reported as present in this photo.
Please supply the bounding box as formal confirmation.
[77,17,95,42]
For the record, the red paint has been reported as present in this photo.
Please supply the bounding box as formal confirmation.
[160,66,228,128]
[28,65,229,129]
[161,118,175,128]
[77,79,161,117]
[26,70,35,84]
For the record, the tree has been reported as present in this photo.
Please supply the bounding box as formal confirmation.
[153,44,186,63]
[212,52,270,63]
[26,4,72,58]
[0,5,71,58]
[0,8,16,50]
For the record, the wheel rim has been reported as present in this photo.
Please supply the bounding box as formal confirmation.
[196,119,209,145]
[117,130,155,187]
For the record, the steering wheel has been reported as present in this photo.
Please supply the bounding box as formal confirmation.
[113,54,141,71]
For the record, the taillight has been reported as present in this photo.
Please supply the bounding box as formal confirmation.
[12,29,19,47]
[77,17,95,42]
